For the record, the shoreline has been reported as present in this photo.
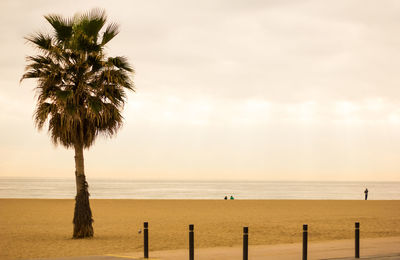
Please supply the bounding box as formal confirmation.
[2,179,400,200]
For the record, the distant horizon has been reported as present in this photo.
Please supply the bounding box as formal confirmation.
[1,175,399,183]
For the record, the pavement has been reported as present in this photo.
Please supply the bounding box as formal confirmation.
[324,255,400,260]
[28,237,400,260]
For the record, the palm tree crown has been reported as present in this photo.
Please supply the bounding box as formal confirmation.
[22,9,134,148]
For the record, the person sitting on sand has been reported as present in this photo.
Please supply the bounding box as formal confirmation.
[230,195,234,200]
[364,188,368,200]
[224,196,227,200]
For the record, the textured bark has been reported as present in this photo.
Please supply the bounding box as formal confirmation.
[73,143,94,238]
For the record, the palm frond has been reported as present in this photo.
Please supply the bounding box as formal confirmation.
[25,33,53,52]
[107,56,134,72]
[44,14,74,43]
[77,8,107,40]
[101,23,119,46]
[21,55,54,82]
[34,102,57,129]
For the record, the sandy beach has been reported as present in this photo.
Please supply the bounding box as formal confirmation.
[1,199,400,259]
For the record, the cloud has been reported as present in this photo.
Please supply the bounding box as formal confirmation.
[2,0,400,180]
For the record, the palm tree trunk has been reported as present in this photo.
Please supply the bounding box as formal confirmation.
[73,143,94,238]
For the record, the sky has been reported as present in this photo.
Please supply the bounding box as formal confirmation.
[1,0,400,181]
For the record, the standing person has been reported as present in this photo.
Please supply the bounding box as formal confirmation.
[364,188,368,200]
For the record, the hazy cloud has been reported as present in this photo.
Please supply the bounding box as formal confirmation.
[1,0,400,181]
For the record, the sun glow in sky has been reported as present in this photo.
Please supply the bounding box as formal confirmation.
[1,0,400,181]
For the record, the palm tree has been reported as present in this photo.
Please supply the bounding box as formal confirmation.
[21,9,134,238]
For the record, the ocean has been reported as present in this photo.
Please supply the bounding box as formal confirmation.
[0,178,399,199]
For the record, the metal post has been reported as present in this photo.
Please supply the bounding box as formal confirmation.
[144,222,149,258]
[189,224,194,260]
[303,224,308,260]
[243,227,248,260]
[355,222,360,258]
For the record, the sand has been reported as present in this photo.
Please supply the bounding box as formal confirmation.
[1,199,400,259]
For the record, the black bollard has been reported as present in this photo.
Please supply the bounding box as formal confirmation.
[189,224,194,260]
[243,227,248,260]
[144,222,149,258]
[303,224,308,260]
[355,222,360,258]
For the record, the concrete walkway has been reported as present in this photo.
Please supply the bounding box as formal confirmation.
[324,255,400,260]
[29,237,400,260]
